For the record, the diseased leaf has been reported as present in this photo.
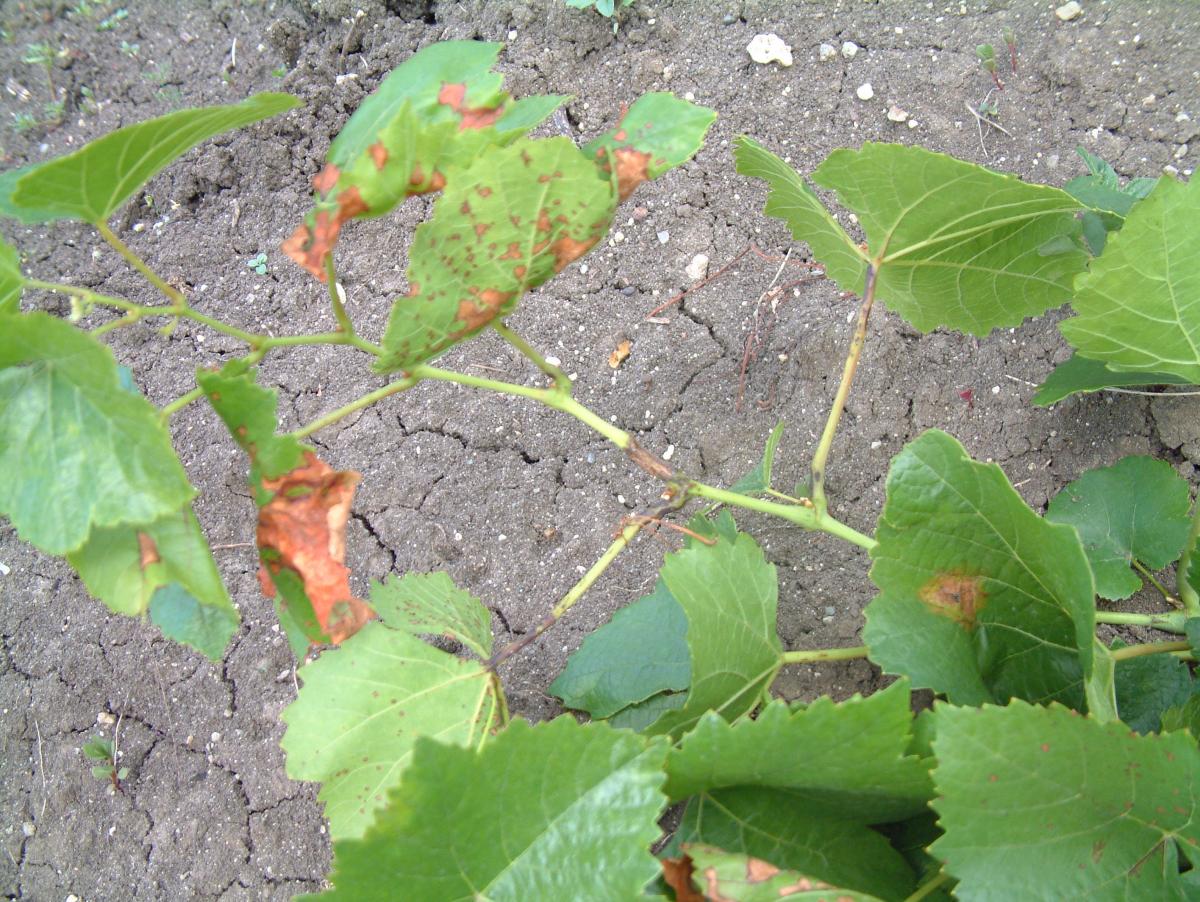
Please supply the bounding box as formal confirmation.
[550,578,689,718]
[282,41,565,280]
[864,430,1095,708]
[67,506,237,660]
[375,136,615,370]
[0,312,193,555]
[196,361,306,485]
[1046,456,1192,600]
[1112,638,1193,734]
[315,718,667,899]
[584,92,716,201]
[813,143,1087,335]
[1061,175,1200,382]
[730,421,786,495]
[734,136,868,294]
[682,845,885,902]
[932,700,1200,899]
[369,571,493,658]
[281,621,497,840]
[676,788,916,901]
[256,452,373,645]
[0,236,22,314]
[1033,352,1190,406]
[644,526,782,738]
[4,93,298,223]
[664,681,932,822]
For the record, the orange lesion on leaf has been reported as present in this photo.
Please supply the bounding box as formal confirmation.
[282,186,369,281]
[613,147,652,201]
[255,452,374,644]
[368,142,388,170]
[312,163,340,194]
[918,571,987,629]
[138,533,160,570]
[551,235,598,272]
[436,83,504,130]
[499,242,523,260]
[453,288,513,335]
[660,857,701,902]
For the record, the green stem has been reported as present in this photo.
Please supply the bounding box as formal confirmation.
[90,313,139,337]
[780,645,870,665]
[493,321,571,392]
[765,488,810,505]
[322,256,383,356]
[160,386,205,420]
[1095,610,1188,634]
[489,520,644,668]
[811,263,877,514]
[1132,559,1179,606]
[96,221,186,307]
[1110,640,1192,662]
[904,871,951,902]
[489,671,510,729]
[291,375,421,438]
[687,481,876,550]
[1178,505,1200,616]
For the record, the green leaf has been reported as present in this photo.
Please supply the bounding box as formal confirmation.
[0,236,22,314]
[1065,147,1158,220]
[67,506,237,660]
[82,738,113,761]
[813,143,1088,335]
[583,92,717,199]
[4,93,298,223]
[0,165,63,223]
[91,765,112,781]
[196,361,307,486]
[932,700,1200,899]
[280,622,496,840]
[608,690,687,731]
[880,814,955,902]
[864,430,1095,708]
[681,845,885,902]
[1061,176,1200,383]
[375,136,616,370]
[1112,638,1193,733]
[1046,456,1193,600]
[1033,352,1191,406]
[729,421,785,495]
[734,136,868,295]
[368,571,493,658]
[264,564,331,650]
[316,718,668,900]
[1162,695,1200,737]
[1086,638,1119,725]
[0,312,193,555]
[1188,618,1200,659]
[664,681,931,822]
[550,578,689,718]
[644,526,782,737]
[677,788,916,900]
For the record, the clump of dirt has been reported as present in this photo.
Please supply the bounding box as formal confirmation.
[1,0,1197,897]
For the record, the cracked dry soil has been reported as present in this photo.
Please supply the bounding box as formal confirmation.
[2,0,1199,898]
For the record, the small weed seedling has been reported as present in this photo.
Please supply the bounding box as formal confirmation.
[1,40,1199,899]
[245,252,268,275]
[82,737,128,793]
[976,43,1003,90]
[1003,26,1018,72]
[565,0,635,32]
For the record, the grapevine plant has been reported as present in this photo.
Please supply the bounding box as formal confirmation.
[2,40,1200,900]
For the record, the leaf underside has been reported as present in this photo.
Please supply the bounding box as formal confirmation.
[1033,352,1191,406]
[680,845,885,902]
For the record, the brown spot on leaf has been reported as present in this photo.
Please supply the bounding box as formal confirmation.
[368,142,388,170]
[660,856,701,902]
[744,857,779,882]
[513,265,527,280]
[476,186,493,198]
[453,288,513,335]
[474,222,490,239]
[256,451,374,644]
[551,235,598,273]
[614,128,627,141]
[282,187,369,281]
[614,147,652,201]
[138,533,160,570]
[436,82,503,130]
[1092,840,1106,862]
[312,163,340,195]
[917,571,986,629]
[536,209,552,233]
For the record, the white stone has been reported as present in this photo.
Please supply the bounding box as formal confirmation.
[818,43,837,61]
[887,105,909,122]
[657,230,670,244]
[856,82,875,101]
[841,41,859,59]
[685,253,710,280]
[1055,1,1082,21]
[747,33,793,66]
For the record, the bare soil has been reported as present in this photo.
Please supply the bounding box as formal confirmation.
[1,0,1198,898]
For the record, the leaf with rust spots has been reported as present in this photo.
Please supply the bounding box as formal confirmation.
[609,338,632,368]
[376,136,616,370]
[285,41,566,280]
[661,855,703,902]
[256,451,374,647]
[585,92,715,201]
[865,430,1096,710]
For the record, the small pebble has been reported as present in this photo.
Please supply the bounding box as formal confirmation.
[1176,143,1189,159]
[657,230,670,244]
[818,43,837,61]
[632,206,649,221]
[663,444,675,461]
[685,253,710,280]
[747,33,793,67]
[97,711,115,726]
[856,82,875,101]
[586,452,596,464]
[824,606,836,617]
[841,41,859,59]
[722,13,736,25]
[887,105,909,122]
[620,285,636,296]
[1055,1,1082,21]
[22,822,35,838]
